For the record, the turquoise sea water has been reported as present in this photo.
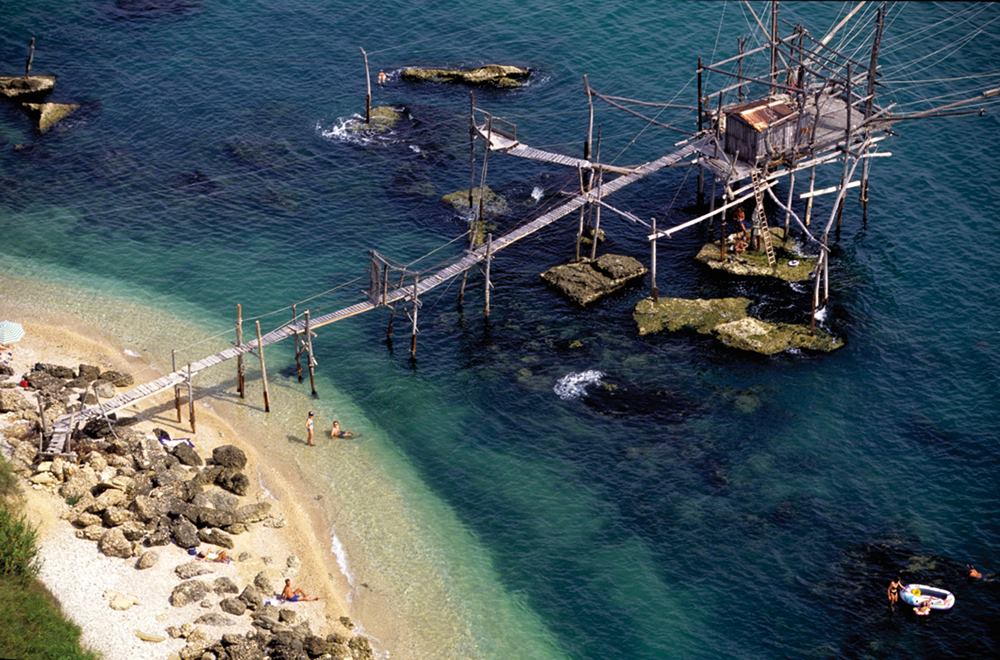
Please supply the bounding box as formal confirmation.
[2,2,999,657]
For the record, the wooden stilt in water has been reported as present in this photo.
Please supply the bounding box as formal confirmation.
[696,56,705,208]
[737,38,746,102]
[769,0,779,95]
[292,304,303,382]
[24,37,35,78]
[187,363,196,433]
[575,166,587,261]
[804,166,817,226]
[589,129,603,261]
[235,303,245,398]
[255,320,271,413]
[483,233,493,318]
[409,278,419,359]
[583,74,594,161]
[811,259,821,330]
[468,92,476,210]
[386,272,406,342]
[650,216,659,301]
[822,244,830,305]
[784,169,795,238]
[361,48,372,124]
[860,5,885,226]
[171,349,182,422]
[304,310,317,397]
[836,64,852,232]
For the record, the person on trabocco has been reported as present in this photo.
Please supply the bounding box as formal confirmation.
[306,411,316,446]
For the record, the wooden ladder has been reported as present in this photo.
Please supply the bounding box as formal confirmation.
[750,165,777,268]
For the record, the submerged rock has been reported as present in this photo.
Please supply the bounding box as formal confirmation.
[0,75,56,99]
[633,296,751,336]
[694,228,817,282]
[441,185,508,217]
[348,105,402,134]
[714,316,844,354]
[401,64,530,88]
[21,102,79,133]
[541,254,647,306]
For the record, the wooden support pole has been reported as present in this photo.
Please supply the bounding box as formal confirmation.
[784,169,795,239]
[36,392,47,448]
[650,217,659,301]
[468,92,476,210]
[737,38,746,102]
[836,63,852,232]
[770,0,779,95]
[483,233,493,318]
[696,56,705,207]
[590,129,603,261]
[583,74,594,161]
[292,304,303,383]
[24,37,35,78]
[187,363,196,433]
[361,48,372,124]
[822,241,830,304]
[236,303,245,398]
[575,166,587,261]
[255,320,270,413]
[811,261,820,331]
[172,349,182,422]
[804,165,817,226]
[304,310,317,397]
[410,279,419,359]
[861,4,885,225]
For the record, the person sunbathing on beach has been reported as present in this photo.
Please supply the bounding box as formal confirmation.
[193,548,231,563]
[281,578,319,602]
[330,420,355,439]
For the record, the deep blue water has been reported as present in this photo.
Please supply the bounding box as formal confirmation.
[2,2,999,658]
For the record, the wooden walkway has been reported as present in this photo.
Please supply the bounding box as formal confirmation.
[476,124,638,175]
[43,136,707,456]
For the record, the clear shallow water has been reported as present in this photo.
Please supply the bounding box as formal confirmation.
[2,2,999,658]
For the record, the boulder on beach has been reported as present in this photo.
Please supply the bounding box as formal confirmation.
[633,296,751,336]
[401,64,530,88]
[170,580,210,607]
[212,445,247,469]
[541,254,647,306]
[0,74,56,99]
[21,102,79,133]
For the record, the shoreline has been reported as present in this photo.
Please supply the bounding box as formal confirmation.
[0,316,370,658]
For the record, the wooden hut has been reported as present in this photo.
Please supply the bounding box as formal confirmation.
[723,96,799,162]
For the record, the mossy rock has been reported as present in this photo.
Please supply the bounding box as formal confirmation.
[21,102,79,133]
[441,185,508,217]
[401,64,530,87]
[633,296,750,336]
[349,105,402,134]
[0,75,56,99]
[713,317,844,355]
[694,228,816,282]
[541,255,646,306]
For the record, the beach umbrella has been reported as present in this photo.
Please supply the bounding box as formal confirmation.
[0,321,25,344]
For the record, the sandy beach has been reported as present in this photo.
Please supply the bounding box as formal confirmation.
[1,311,371,658]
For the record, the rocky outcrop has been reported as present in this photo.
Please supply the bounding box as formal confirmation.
[21,102,79,133]
[694,228,817,282]
[401,64,530,88]
[713,317,844,354]
[170,580,210,607]
[98,527,133,558]
[633,297,751,336]
[212,445,247,470]
[0,74,56,99]
[541,254,647,306]
[349,105,403,134]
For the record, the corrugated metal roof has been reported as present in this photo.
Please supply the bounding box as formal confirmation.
[733,98,797,132]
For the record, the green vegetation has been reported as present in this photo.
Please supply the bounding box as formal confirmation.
[0,455,96,659]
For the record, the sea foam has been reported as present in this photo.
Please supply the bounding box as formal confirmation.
[330,528,356,602]
[554,370,604,400]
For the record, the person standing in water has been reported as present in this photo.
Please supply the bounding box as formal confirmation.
[306,411,316,446]
[887,577,903,605]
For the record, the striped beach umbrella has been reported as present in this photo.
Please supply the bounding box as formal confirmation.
[0,321,25,344]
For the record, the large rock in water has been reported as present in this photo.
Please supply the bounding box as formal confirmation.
[541,254,647,306]
[348,105,402,134]
[633,297,751,336]
[714,317,844,355]
[22,102,79,133]
[694,228,816,282]
[441,185,508,217]
[401,64,530,88]
[0,74,56,98]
